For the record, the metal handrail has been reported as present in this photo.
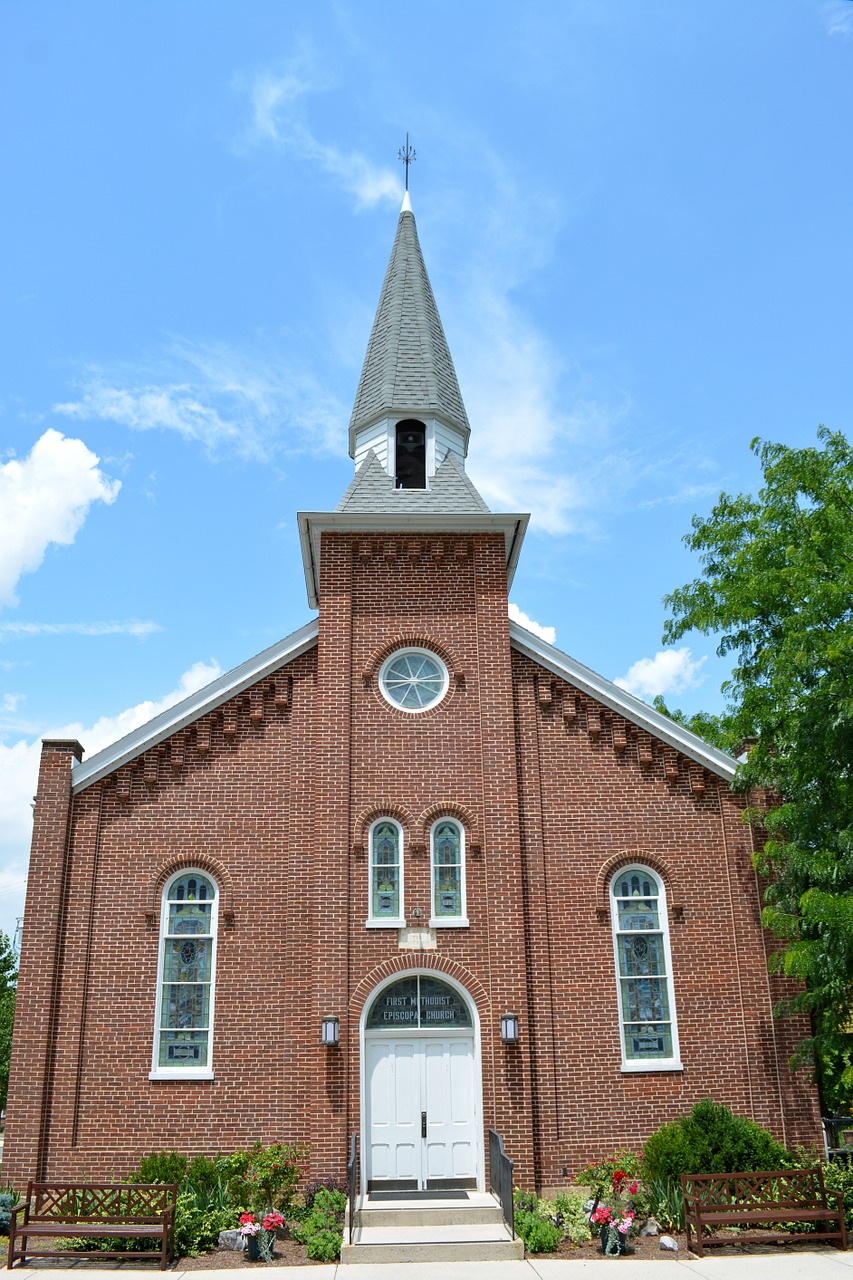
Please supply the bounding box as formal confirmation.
[347,1132,358,1245]
[488,1128,515,1239]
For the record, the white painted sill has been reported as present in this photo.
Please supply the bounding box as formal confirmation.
[365,918,406,929]
[620,1060,683,1074]
[429,917,470,928]
[149,1069,215,1081]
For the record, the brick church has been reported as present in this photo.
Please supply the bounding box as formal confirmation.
[4,193,821,1195]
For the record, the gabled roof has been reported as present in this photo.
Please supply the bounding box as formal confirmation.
[70,619,319,794]
[335,448,490,515]
[508,619,738,782]
[348,194,470,456]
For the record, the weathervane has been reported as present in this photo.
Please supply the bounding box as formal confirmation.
[398,132,416,190]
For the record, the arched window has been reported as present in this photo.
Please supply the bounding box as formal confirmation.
[368,820,404,926]
[430,820,468,927]
[151,870,218,1078]
[610,866,681,1071]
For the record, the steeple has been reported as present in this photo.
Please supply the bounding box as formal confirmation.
[348,193,471,484]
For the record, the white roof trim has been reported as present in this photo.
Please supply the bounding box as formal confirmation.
[71,619,319,794]
[509,620,738,782]
[298,510,529,609]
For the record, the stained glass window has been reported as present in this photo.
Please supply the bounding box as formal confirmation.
[431,820,465,921]
[370,820,402,922]
[154,871,217,1072]
[611,867,679,1066]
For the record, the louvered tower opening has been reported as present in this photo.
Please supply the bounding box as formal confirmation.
[395,420,426,489]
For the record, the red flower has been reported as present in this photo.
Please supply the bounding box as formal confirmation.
[628,1181,638,1196]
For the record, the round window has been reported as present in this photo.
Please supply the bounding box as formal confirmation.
[379,647,449,713]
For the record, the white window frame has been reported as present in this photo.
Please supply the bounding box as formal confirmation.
[367,818,405,928]
[429,819,469,928]
[150,868,218,1080]
[378,647,449,714]
[609,864,682,1073]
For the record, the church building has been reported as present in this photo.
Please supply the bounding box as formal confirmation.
[4,193,822,1196]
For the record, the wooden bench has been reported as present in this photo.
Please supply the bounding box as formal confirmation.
[681,1168,848,1257]
[7,1181,178,1269]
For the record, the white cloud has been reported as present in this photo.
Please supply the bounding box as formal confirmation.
[614,647,707,700]
[240,68,399,210]
[0,620,161,639]
[823,1,853,37]
[508,602,556,644]
[0,430,120,607]
[0,659,222,942]
[54,341,348,461]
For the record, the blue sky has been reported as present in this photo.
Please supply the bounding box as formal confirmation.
[2,0,852,945]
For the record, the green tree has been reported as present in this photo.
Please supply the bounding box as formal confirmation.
[663,426,853,1108]
[0,930,18,1111]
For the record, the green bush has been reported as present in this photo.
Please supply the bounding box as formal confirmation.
[0,1190,17,1236]
[174,1193,237,1257]
[822,1161,853,1233]
[642,1099,792,1185]
[132,1151,188,1185]
[226,1141,310,1215]
[513,1189,563,1253]
[292,1187,345,1261]
[552,1192,593,1245]
[575,1149,643,1201]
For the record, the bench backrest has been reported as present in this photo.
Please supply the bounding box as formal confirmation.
[681,1168,827,1211]
[27,1182,178,1223]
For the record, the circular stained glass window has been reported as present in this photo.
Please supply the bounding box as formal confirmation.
[379,648,449,713]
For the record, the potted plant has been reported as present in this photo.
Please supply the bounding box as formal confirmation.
[589,1169,638,1256]
[240,1210,284,1261]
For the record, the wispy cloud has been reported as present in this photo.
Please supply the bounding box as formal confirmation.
[614,647,707,700]
[508,603,556,644]
[822,1,853,38]
[53,339,348,461]
[0,430,120,607]
[238,64,399,210]
[0,620,161,640]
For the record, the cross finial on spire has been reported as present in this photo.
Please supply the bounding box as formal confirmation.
[398,132,416,191]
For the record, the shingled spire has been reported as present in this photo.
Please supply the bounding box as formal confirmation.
[348,192,471,475]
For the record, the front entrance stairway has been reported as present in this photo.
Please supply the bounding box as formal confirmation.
[340,1190,524,1264]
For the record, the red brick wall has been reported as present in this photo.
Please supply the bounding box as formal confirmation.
[2,530,821,1193]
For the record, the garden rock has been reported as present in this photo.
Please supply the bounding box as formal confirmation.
[218,1230,246,1252]
[640,1217,660,1236]
[659,1235,679,1252]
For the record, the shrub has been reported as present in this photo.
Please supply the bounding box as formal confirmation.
[512,1189,563,1253]
[301,1177,349,1213]
[174,1192,236,1257]
[132,1151,188,1185]
[0,1190,17,1236]
[552,1192,593,1245]
[822,1160,853,1233]
[226,1141,310,1215]
[575,1149,643,1201]
[642,1099,792,1185]
[292,1187,345,1261]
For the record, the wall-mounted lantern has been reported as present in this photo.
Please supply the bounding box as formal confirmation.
[500,1012,520,1045]
[321,1015,340,1047]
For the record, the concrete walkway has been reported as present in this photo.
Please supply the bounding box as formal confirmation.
[6,1255,853,1280]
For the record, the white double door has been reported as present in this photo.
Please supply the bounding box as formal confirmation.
[365,1034,479,1189]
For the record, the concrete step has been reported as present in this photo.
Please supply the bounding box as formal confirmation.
[341,1194,524,1264]
[341,1222,524,1265]
[354,1190,504,1229]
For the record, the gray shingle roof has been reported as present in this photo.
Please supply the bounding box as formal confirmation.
[336,449,490,515]
[349,201,470,454]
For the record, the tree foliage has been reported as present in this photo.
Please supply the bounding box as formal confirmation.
[663,427,853,1107]
[0,930,18,1111]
